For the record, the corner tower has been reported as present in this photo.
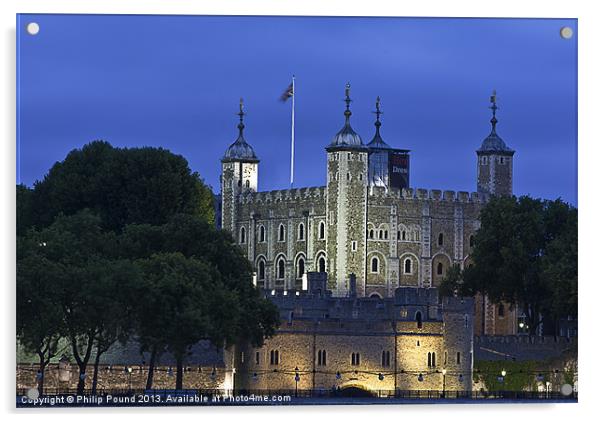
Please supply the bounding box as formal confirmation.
[325,83,369,296]
[476,91,515,196]
[221,98,259,234]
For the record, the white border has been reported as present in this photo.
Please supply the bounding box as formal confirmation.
[2,1,599,421]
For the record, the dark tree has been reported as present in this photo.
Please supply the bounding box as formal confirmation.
[439,196,577,336]
[17,210,140,395]
[16,247,65,395]
[30,141,215,232]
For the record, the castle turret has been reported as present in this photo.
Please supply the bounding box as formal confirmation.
[476,91,515,196]
[221,98,259,234]
[325,83,369,296]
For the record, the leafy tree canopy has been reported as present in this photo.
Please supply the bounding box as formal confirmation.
[439,196,577,334]
[24,140,215,233]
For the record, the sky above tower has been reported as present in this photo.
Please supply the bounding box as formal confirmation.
[17,15,577,205]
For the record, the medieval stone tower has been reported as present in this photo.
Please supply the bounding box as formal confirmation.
[476,91,515,196]
[325,83,369,295]
[221,99,259,234]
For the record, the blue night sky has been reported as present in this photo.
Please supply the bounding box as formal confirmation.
[17,14,577,205]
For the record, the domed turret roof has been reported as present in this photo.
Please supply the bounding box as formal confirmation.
[366,96,391,150]
[328,83,366,149]
[222,99,259,162]
[477,91,514,155]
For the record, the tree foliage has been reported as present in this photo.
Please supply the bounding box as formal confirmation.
[439,196,577,335]
[27,141,215,231]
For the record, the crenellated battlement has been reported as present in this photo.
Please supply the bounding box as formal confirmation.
[372,187,491,203]
[239,186,326,204]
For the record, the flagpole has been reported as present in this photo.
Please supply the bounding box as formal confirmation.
[290,75,295,187]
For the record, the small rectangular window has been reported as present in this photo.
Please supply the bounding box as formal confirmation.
[351,241,357,251]
[255,351,260,365]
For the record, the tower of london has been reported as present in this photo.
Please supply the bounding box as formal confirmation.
[220,85,515,299]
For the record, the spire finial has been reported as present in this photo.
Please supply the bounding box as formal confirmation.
[489,89,498,133]
[237,97,245,136]
[373,96,382,129]
[344,82,352,121]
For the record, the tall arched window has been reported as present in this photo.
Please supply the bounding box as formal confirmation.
[318,256,326,273]
[258,260,265,281]
[437,262,443,275]
[369,229,374,239]
[382,351,390,367]
[245,180,250,188]
[239,226,246,243]
[397,230,401,240]
[404,258,412,274]
[259,225,265,242]
[276,258,285,279]
[384,230,388,240]
[319,221,325,240]
[427,352,432,367]
[379,230,383,240]
[402,230,406,241]
[371,257,379,273]
[416,311,423,329]
[278,224,285,242]
[269,350,279,365]
[298,223,305,241]
[438,233,444,246]
[297,257,305,279]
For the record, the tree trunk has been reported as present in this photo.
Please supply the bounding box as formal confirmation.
[37,352,46,396]
[145,345,158,390]
[77,364,87,396]
[175,354,184,390]
[91,344,102,396]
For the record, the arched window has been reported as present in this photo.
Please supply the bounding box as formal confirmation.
[371,257,379,273]
[297,257,305,279]
[278,224,285,242]
[369,229,374,239]
[318,256,326,273]
[427,352,432,367]
[276,258,285,279]
[402,230,406,241]
[245,180,250,188]
[437,262,444,275]
[259,225,266,242]
[239,226,246,243]
[432,352,436,367]
[384,230,388,240]
[416,311,423,329]
[298,223,305,241]
[379,230,383,240]
[397,231,401,240]
[498,304,505,317]
[438,233,444,246]
[319,221,325,240]
[258,260,265,281]
[404,258,412,274]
